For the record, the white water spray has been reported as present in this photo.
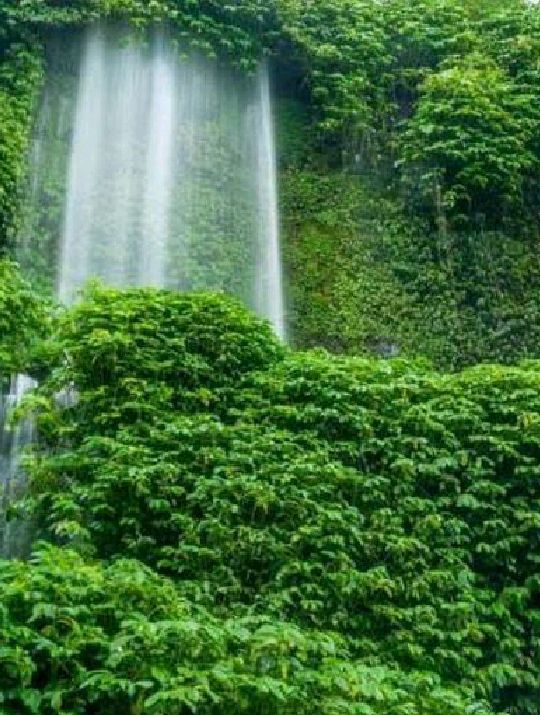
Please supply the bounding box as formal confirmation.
[253,64,285,339]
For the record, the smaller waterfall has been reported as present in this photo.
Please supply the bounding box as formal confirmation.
[0,375,37,557]
[253,65,285,339]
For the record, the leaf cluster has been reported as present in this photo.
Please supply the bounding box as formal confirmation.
[0,546,489,715]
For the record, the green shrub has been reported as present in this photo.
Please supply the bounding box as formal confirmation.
[0,545,493,715]
[399,55,536,226]
[17,288,538,713]
[53,284,284,390]
[0,259,49,375]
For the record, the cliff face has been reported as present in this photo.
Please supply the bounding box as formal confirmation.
[274,0,540,369]
[278,123,540,369]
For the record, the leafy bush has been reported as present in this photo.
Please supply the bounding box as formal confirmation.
[0,259,49,375]
[52,285,283,391]
[0,546,492,715]
[15,288,539,714]
[399,55,536,225]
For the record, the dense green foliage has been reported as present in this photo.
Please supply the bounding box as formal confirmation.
[0,259,48,375]
[0,285,536,713]
[0,549,491,715]
[275,0,540,367]
[399,55,536,224]
[0,0,276,68]
[1,1,540,712]
[277,0,540,219]
[0,37,42,247]
[281,161,540,368]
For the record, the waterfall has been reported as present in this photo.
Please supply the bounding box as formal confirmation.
[0,376,37,557]
[2,24,286,555]
[140,36,175,288]
[52,24,284,333]
[253,64,285,339]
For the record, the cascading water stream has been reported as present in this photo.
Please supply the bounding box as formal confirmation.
[1,24,285,555]
[0,376,37,557]
[253,64,285,339]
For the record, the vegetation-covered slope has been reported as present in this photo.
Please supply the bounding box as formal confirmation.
[0,278,539,714]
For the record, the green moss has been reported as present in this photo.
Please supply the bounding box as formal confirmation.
[280,165,540,369]
[0,38,43,250]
